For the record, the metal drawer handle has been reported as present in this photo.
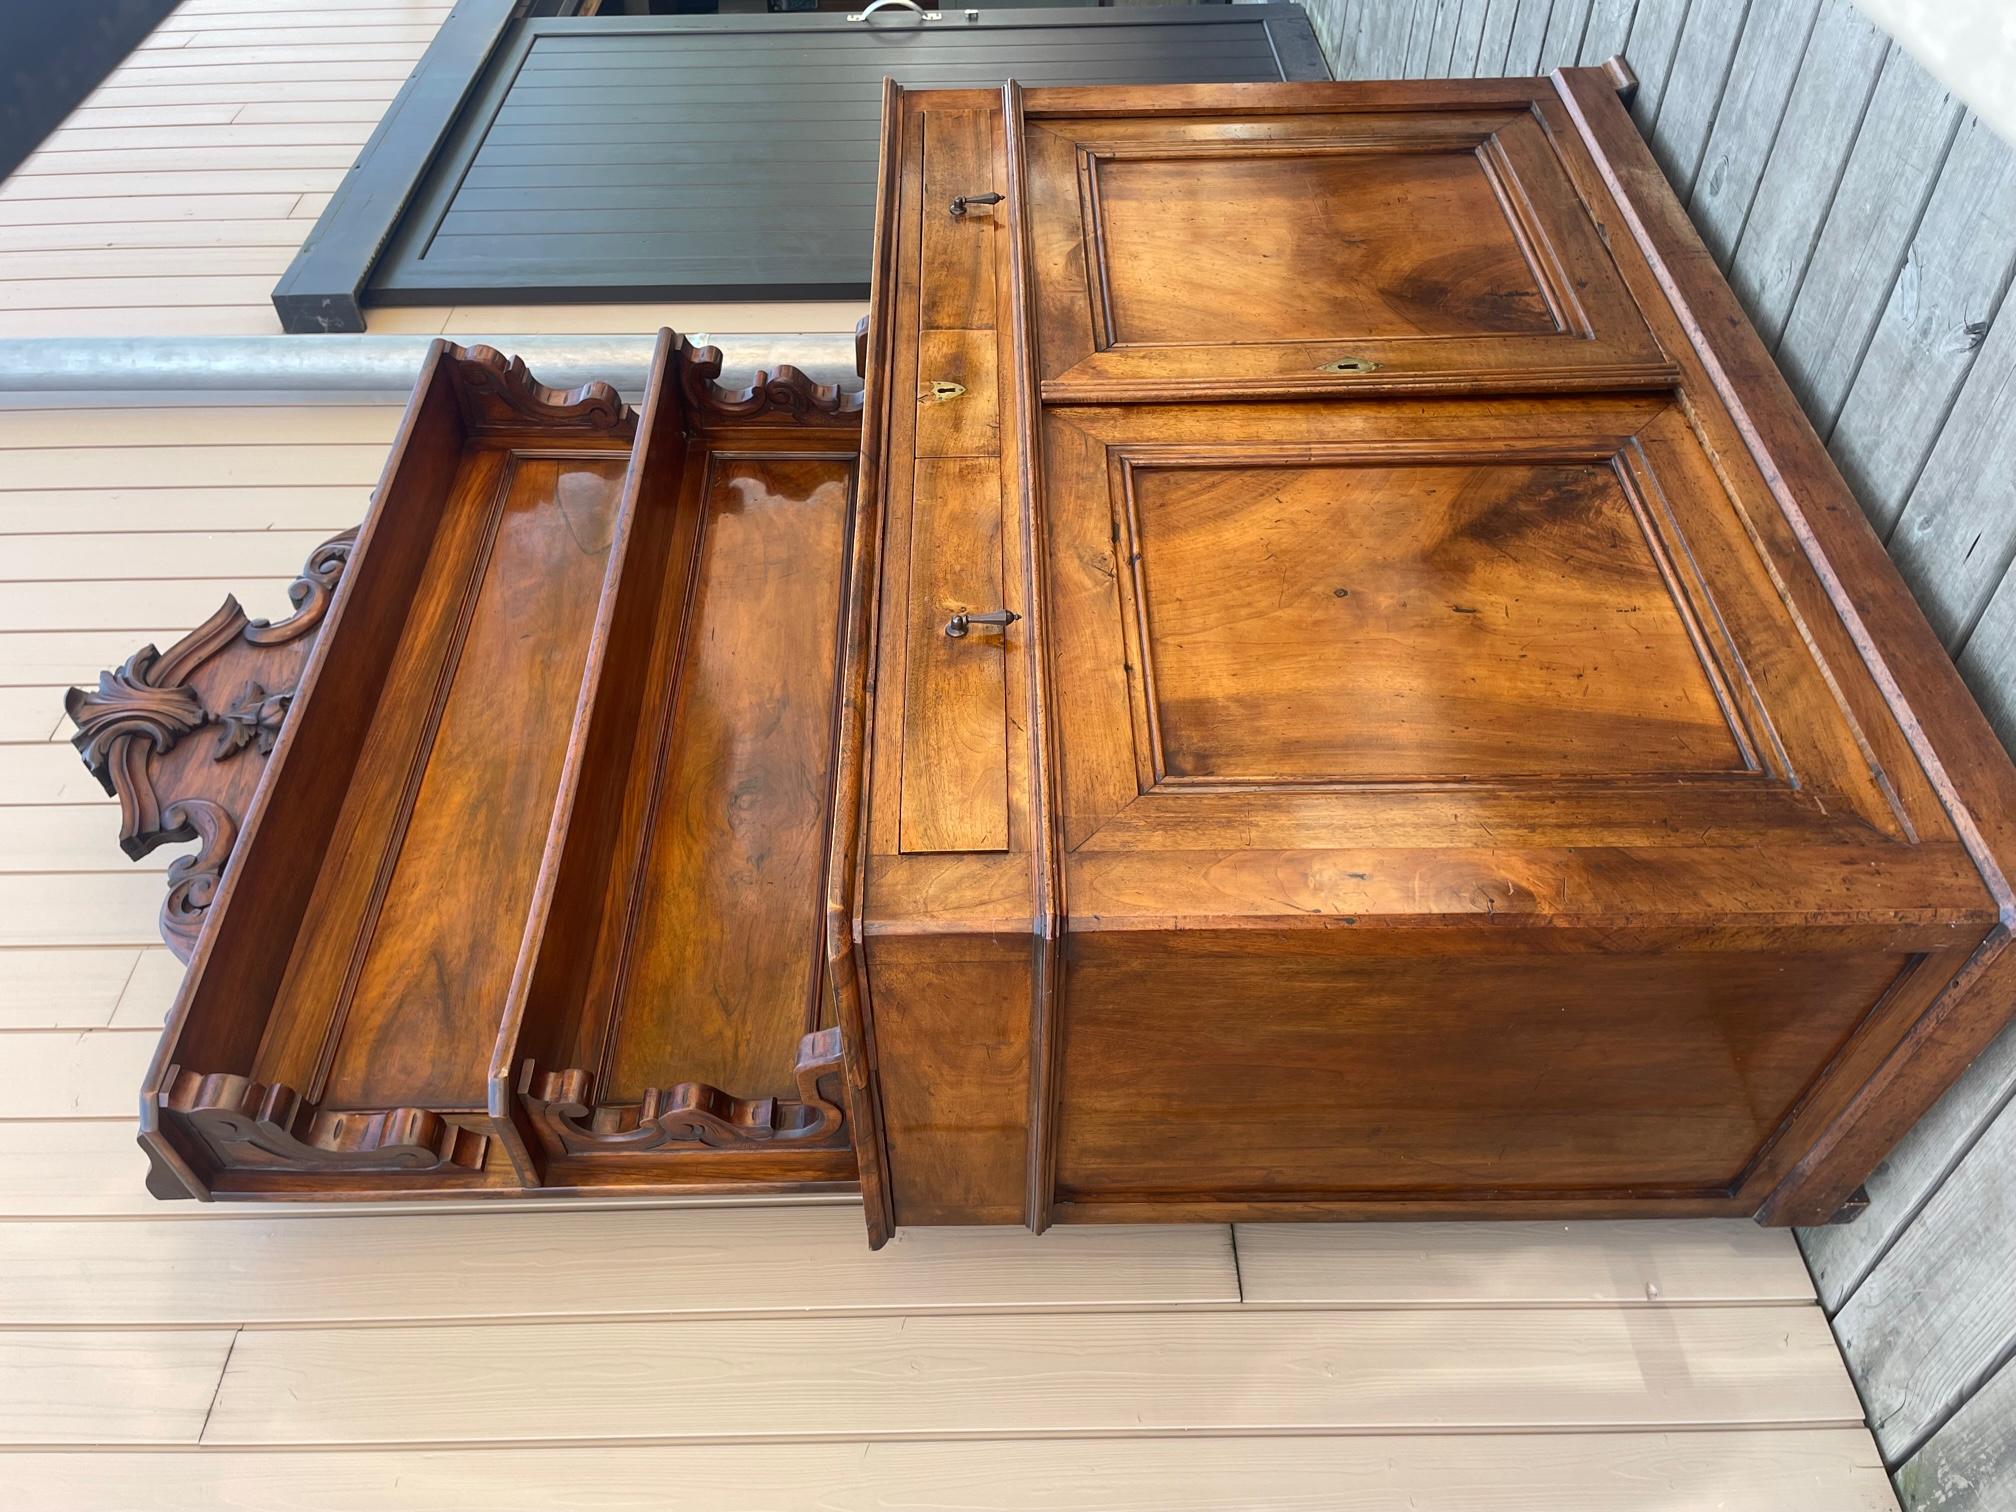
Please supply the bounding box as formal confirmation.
[847,0,942,21]
[945,609,1019,638]
[949,191,1004,218]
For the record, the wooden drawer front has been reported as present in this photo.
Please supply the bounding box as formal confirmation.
[896,104,1013,855]
[1022,103,1668,400]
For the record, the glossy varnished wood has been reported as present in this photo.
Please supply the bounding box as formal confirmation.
[98,334,879,1203]
[847,75,2016,1240]
[1024,101,1670,400]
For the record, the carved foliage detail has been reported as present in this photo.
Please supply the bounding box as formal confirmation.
[214,681,293,760]
[161,1066,490,1176]
[447,343,634,436]
[521,1027,849,1157]
[675,335,863,425]
[65,646,207,795]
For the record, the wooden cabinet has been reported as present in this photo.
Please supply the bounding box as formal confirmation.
[66,73,2016,1249]
[846,76,2016,1242]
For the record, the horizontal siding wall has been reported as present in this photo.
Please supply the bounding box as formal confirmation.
[0,0,449,336]
[1302,4,2016,1508]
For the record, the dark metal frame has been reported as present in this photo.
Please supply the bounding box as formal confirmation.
[271,5,1328,331]
[271,0,519,333]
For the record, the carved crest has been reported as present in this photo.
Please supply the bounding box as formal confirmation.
[520,1027,849,1157]
[446,343,636,438]
[160,1066,489,1175]
[61,529,359,959]
[675,335,863,426]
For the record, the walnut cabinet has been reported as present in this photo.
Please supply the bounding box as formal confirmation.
[68,72,2016,1248]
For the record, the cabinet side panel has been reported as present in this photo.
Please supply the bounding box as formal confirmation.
[865,934,1032,1226]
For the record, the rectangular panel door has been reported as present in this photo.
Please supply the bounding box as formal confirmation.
[1040,393,1918,857]
[1021,88,1670,399]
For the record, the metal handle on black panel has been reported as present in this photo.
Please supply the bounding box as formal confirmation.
[847,0,942,21]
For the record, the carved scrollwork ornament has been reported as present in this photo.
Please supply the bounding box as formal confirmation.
[160,1066,490,1175]
[61,527,360,946]
[157,798,236,963]
[449,344,634,436]
[520,1027,850,1156]
[675,335,863,424]
[244,527,356,645]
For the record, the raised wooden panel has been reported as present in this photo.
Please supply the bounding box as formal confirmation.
[1025,103,1670,398]
[1093,150,1557,344]
[1115,454,1746,784]
[1041,394,1913,854]
[1054,941,1914,1205]
[899,458,1011,855]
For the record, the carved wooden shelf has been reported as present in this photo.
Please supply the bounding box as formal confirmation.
[73,334,872,1203]
[62,72,2016,1249]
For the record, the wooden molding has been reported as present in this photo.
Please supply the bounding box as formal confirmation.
[160,1066,490,1176]
[445,342,636,439]
[62,528,358,960]
[519,1028,850,1157]
[675,334,864,427]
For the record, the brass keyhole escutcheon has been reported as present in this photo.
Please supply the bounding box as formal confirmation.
[1319,357,1380,374]
[922,379,966,402]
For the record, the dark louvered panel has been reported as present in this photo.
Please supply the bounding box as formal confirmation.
[370,6,1327,303]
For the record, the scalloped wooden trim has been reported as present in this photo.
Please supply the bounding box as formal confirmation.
[519,1027,849,1156]
[674,334,864,427]
[160,1066,490,1176]
[445,342,637,438]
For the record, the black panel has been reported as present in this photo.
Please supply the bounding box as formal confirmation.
[272,0,519,333]
[361,6,1328,307]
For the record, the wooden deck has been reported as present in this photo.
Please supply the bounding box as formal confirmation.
[0,0,1907,1506]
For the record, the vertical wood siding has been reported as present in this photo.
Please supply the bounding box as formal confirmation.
[1302,4,2016,1507]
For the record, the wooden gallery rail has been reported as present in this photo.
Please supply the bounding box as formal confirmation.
[64,70,2016,1250]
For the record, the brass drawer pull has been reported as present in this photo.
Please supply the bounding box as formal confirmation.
[949,192,1005,218]
[945,609,1019,638]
